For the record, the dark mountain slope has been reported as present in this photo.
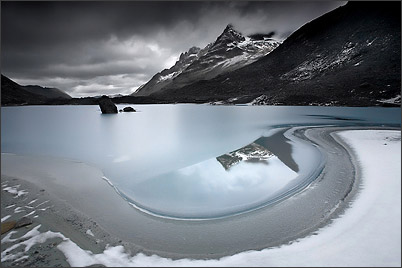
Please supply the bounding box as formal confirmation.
[23,85,71,99]
[1,75,47,105]
[133,46,203,96]
[1,75,71,105]
[154,2,401,106]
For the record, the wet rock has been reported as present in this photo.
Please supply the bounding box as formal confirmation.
[98,96,118,114]
[15,217,33,228]
[1,221,16,234]
[123,106,136,112]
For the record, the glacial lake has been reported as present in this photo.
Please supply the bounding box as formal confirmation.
[1,104,400,219]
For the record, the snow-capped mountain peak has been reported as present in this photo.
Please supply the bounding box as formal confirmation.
[215,24,246,45]
[133,24,281,96]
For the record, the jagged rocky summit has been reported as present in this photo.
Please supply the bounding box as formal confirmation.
[133,24,281,96]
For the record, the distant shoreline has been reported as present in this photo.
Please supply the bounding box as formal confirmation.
[2,96,401,107]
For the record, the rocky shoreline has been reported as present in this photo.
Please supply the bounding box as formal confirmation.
[1,174,122,266]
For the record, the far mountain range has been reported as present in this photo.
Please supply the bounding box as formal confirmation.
[1,1,400,107]
[1,75,71,105]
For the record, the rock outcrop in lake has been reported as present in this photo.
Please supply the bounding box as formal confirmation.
[99,96,118,114]
[122,106,136,112]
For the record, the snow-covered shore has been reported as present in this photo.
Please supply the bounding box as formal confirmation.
[1,128,400,266]
[58,129,401,267]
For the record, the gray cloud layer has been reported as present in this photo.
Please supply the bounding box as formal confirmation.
[1,1,344,97]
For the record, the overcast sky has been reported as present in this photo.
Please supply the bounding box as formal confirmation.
[1,1,344,97]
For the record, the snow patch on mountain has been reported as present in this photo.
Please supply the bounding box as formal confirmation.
[249,95,271,105]
[378,94,401,105]
[158,72,177,82]
[281,42,363,82]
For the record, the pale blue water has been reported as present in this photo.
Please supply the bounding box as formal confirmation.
[1,104,400,218]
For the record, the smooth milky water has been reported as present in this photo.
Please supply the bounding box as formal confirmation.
[1,104,400,219]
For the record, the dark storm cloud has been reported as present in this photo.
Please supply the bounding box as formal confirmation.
[3,2,207,48]
[1,1,344,97]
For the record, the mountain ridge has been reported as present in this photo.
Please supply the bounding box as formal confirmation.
[1,75,71,105]
[2,2,400,107]
[23,85,72,100]
[133,24,281,96]
[152,1,401,106]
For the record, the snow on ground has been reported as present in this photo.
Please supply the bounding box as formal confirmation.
[2,130,400,266]
[2,184,28,198]
[27,199,38,205]
[35,200,49,208]
[57,129,400,266]
[1,225,66,263]
[1,215,11,222]
[86,229,95,237]
[378,94,401,105]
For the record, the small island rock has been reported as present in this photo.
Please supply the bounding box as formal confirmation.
[123,106,136,112]
[98,97,118,114]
